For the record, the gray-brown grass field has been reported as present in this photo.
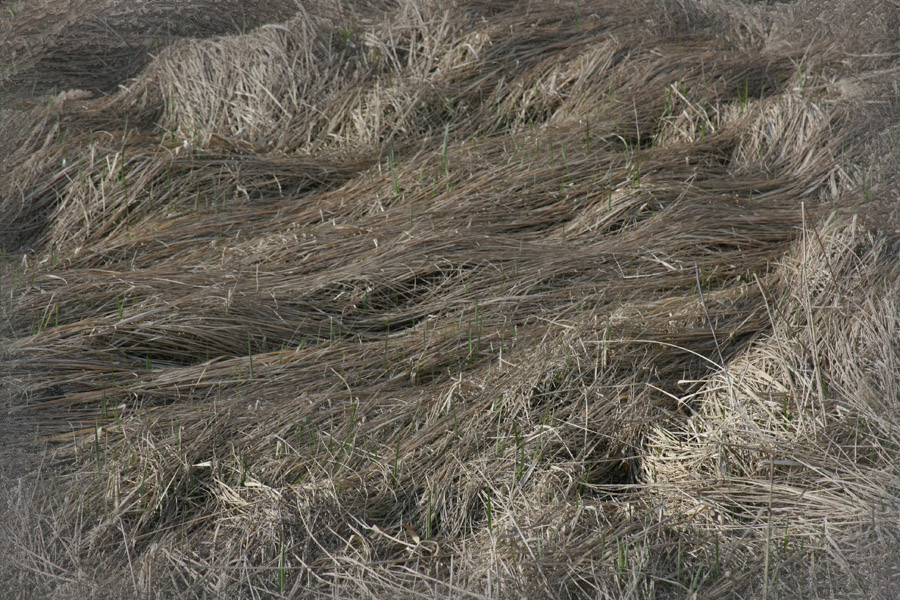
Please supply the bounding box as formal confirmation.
[2,0,900,598]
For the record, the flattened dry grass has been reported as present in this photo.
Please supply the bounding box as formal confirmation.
[0,0,301,97]
[2,0,899,598]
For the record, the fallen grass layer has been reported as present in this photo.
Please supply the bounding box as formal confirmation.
[2,0,899,598]
[0,0,301,97]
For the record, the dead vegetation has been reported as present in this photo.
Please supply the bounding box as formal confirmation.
[2,0,899,598]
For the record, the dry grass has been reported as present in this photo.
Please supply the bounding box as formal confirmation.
[0,0,301,97]
[2,0,899,598]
